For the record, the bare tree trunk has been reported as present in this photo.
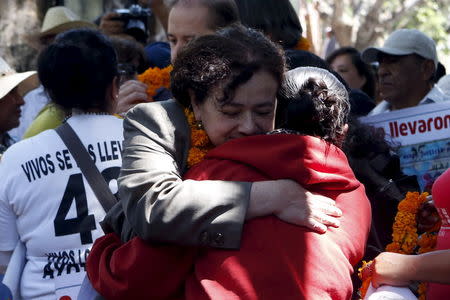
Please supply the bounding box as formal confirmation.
[0,0,41,71]
[66,0,124,22]
[331,0,353,47]
[300,0,323,55]
[353,0,386,49]
[308,0,439,52]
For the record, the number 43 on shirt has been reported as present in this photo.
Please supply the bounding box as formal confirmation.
[53,166,120,244]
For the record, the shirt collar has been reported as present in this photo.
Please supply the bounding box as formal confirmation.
[369,85,450,115]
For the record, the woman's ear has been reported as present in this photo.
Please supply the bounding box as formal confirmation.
[106,77,120,113]
[113,76,120,97]
[189,90,202,121]
[421,60,436,83]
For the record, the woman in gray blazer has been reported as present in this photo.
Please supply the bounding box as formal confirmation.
[102,25,343,250]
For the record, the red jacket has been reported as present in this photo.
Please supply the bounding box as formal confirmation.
[87,134,371,300]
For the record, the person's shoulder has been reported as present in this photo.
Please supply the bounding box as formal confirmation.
[125,99,187,131]
[368,100,391,116]
[23,103,65,139]
[127,99,181,118]
[425,85,450,103]
[0,131,55,166]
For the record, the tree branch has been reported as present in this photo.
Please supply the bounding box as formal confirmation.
[387,0,427,27]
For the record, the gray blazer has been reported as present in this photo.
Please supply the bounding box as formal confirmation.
[104,99,251,249]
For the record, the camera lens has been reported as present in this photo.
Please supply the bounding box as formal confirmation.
[125,19,147,43]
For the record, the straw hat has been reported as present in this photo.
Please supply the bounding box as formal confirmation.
[39,6,97,38]
[0,57,38,100]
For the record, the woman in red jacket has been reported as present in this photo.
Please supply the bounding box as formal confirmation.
[87,26,371,300]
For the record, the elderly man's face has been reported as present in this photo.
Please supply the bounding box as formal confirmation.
[167,4,215,63]
[377,53,430,109]
[0,88,24,133]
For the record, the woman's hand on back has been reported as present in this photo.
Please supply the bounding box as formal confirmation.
[248,179,342,233]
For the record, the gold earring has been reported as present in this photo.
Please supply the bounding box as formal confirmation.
[195,120,204,130]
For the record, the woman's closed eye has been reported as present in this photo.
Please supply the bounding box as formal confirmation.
[255,109,274,116]
[220,109,241,117]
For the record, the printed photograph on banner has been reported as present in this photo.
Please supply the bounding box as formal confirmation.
[360,102,450,191]
[398,139,450,191]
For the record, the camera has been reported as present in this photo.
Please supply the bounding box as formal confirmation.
[115,4,152,43]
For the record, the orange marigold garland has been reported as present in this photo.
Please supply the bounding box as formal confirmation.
[137,65,173,99]
[387,192,428,254]
[137,66,212,167]
[358,260,373,299]
[417,232,438,254]
[294,37,311,51]
[358,191,441,299]
[183,108,213,168]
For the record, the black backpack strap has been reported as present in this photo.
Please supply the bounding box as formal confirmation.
[55,122,117,212]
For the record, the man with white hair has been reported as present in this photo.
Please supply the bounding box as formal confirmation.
[362,29,450,115]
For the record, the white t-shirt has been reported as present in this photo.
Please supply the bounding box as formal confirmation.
[0,114,123,299]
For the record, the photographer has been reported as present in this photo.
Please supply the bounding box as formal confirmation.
[99,0,168,45]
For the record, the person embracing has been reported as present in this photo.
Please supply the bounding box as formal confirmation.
[87,25,370,299]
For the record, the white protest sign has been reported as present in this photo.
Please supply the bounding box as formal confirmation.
[360,102,450,145]
[360,102,450,191]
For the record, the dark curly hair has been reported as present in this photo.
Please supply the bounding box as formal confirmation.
[326,47,376,99]
[277,67,350,146]
[38,29,117,111]
[171,24,286,108]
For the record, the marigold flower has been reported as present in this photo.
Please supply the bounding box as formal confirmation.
[191,129,210,147]
[418,232,437,249]
[294,37,311,51]
[386,242,401,252]
[184,108,213,168]
[187,147,206,167]
[184,108,196,124]
[376,191,437,300]
[418,282,427,300]
[138,65,173,99]
[359,279,371,299]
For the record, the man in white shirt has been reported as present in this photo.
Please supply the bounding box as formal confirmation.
[362,29,450,115]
